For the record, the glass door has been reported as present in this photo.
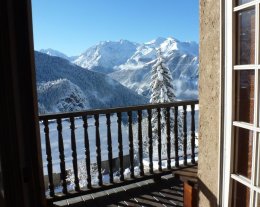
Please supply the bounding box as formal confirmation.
[225,0,260,206]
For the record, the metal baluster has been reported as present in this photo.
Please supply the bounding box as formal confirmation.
[82,116,92,189]
[166,108,171,170]
[117,112,124,181]
[70,117,80,192]
[148,109,153,174]
[43,119,55,197]
[174,107,179,167]
[191,105,196,164]
[157,108,162,171]
[94,114,103,186]
[57,118,67,194]
[138,110,144,176]
[106,114,113,183]
[128,111,135,178]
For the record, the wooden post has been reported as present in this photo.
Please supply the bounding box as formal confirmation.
[166,107,171,169]
[148,109,153,174]
[106,114,114,183]
[174,107,179,167]
[70,117,80,192]
[43,120,54,197]
[82,116,92,189]
[117,112,124,181]
[57,118,67,194]
[138,110,144,176]
[94,114,103,186]
[184,181,198,207]
[157,108,162,171]
[128,111,135,178]
[183,105,188,166]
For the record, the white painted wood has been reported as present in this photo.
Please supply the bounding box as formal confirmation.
[234,65,257,70]
[231,173,251,187]
[254,4,260,206]
[233,121,260,132]
[223,0,235,206]
[233,121,255,131]
[231,174,260,193]
[224,1,260,206]
[256,136,260,207]
[234,1,258,12]
[218,0,224,205]
[251,4,260,206]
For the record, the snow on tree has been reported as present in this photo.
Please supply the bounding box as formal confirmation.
[150,49,176,104]
[149,49,183,157]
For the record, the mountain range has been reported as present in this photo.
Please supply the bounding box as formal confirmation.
[37,37,199,113]
[35,52,147,114]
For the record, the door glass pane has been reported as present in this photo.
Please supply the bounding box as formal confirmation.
[234,127,253,179]
[236,9,255,65]
[232,180,250,207]
[235,70,255,123]
[237,0,254,6]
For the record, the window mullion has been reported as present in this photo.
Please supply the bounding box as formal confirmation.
[251,3,260,207]
[254,3,260,206]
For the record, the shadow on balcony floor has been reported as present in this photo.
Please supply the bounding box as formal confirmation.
[54,174,187,207]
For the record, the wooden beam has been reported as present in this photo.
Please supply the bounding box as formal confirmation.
[0,0,46,206]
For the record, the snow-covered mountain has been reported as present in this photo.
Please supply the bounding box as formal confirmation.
[73,40,139,74]
[110,37,199,99]
[37,79,89,114]
[39,49,78,61]
[35,52,148,114]
[71,37,199,99]
[39,37,198,103]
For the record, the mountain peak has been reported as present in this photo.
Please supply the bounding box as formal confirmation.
[145,37,166,46]
[74,40,139,71]
[39,48,68,58]
[39,48,78,61]
[166,36,179,42]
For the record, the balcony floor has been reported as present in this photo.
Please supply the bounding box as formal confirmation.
[53,165,197,207]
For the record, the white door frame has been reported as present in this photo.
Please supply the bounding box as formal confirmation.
[222,0,260,206]
[222,1,235,206]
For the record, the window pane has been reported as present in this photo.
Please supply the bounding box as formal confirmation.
[232,180,250,207]
[236,9,255,65]
[235,70,255,123]
[234,127,253,179]
[237,0,254,6]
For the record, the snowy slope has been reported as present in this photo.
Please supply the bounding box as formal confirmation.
[41,37,199,100]
[35,52,148,114]
[110,37,199,99]
[73,40,139,73]
[37,79,89,113]
[39,48,78,61]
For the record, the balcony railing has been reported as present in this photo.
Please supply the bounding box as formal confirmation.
[39,100,199,205]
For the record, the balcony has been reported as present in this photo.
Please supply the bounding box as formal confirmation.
[39,100,199,207]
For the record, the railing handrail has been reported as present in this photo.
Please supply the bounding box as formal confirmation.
[39,99,199,120]
[40,99,199,202]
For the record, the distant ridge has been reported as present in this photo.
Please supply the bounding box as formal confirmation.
[35,51,148,114]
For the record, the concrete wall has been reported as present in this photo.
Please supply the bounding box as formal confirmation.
[198,0,221,206]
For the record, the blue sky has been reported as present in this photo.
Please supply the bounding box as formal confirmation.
[32,0,199,56]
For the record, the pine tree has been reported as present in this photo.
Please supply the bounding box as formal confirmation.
[149,49,183,157]
[150,49,176,104]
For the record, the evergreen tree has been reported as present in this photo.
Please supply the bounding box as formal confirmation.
[149,49,183,157]
[150,49,176,104]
